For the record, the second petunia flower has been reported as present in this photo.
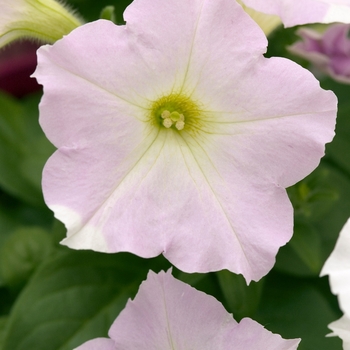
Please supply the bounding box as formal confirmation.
[33,0,337,283]
[75,270,300,349]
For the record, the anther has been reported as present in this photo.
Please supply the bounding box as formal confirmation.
[163,118,173,128]
[160,110,185,130]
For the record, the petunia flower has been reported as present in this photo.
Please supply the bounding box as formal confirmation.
[289,24,350,84]
[242,0,350,27]
[0,0,84,49]
[75,270,300,350]
[321,218,350,349]
[33,0,337,283]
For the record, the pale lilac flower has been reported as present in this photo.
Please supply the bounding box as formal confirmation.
[75,270,300,350]
[289,24,350,84]
[242,0,350,27]
[33,0,337,282]
[321,218,350,349]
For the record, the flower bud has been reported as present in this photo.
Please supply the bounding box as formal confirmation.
[0,0,84,49]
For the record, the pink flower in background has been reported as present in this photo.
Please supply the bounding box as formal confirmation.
[33,0,337,282]
[321,218,350,349]
[0,41,41,97]
[289,24,350,84]
[242,0,350,27]
[75,270,300,350]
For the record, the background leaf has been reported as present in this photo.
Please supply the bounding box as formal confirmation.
[0,227,54,288]
[254,271,342,350]
[0,92,54,207]
[216,270,264,320]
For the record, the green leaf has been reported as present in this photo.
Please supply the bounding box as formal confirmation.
[0,92,55,207]
[0,287,17,316]
[2,250,170,350]
[173,270,222,300]
[254,272,342,350]
[0,227,54,288]
[313,163,350,263]
[0,191,54,287]
[288,168,339,222]
[0,193,22,250]
[216,270,264,320]
[0,316,8,348]
[100,6,116,23]
[275,222,323,277]
[67,0,132,23]
[321,78,350,177]
[278,160,350,277]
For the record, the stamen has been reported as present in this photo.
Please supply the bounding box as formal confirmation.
[160,110,186,130]
[175,120,185,130]
[163,118,173,128]
[150,93,200,132]
[161,110,171,119]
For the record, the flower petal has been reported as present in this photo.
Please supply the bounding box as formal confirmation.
[75,338,115,350]
[242,0,350,27]
[328,316,350,350]
[289,24,350,84]
[229,318,300,350]
[34,0,337,282]
[321,218,350,315]
[321,218,350,348]
[106,270,300,349]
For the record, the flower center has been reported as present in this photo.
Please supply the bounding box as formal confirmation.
[149,93,201,132]
[161,110,185,130]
